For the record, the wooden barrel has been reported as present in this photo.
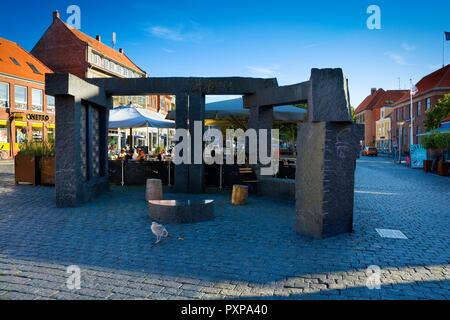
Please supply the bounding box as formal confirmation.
[146,179,163,201]
[231,185,248,205]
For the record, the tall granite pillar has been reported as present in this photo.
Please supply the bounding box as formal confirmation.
[188,92,205,194]
[48,73,110,208]
[55,95,82,207]
[174,92,189,193]
[296,68,359,239]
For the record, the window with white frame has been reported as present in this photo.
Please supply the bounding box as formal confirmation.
[0,82,9,108]
[417,101,422,116]
[14,85,27,110]
[31,89,43,112]
[46,95,55,113]
[92,53,101,65]
[426,98,431,110]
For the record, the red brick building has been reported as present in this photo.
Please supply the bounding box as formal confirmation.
[0,37,54,158]
[31,11,172,114]
[390,65,450,152]
[355,88,408,147]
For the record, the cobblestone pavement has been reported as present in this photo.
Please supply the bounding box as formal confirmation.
[0,157,449,300]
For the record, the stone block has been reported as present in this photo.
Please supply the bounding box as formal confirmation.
[296,122,359,238]
[308,68,352,122]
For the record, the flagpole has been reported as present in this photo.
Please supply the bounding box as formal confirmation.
[442,31,447,68]
[410,79,414,148]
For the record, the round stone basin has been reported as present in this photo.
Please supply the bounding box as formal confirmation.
[148,199,214,224]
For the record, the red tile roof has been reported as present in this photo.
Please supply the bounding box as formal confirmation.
[0,37,52,82]
[355,88,409,114]
[354,89,385,114]
[66,25,146,75]
[396,65,450,104]
[372,90,410,110]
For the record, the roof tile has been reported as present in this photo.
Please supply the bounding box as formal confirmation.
[0,37,52,82]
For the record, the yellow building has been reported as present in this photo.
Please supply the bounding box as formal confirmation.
[375,106,394,152]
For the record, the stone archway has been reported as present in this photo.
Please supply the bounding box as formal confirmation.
[46,68,363,239]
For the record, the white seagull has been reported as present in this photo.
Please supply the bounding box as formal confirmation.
[151,222,169,244]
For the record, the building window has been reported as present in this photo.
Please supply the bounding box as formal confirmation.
[14,85,27,110]
[32,127,43,142]
[426,98,431,110]
[27,62,41,75]
[417,101,421,116]
[46,95,55,113]
[10,57,21,66]
[31,89,43,112]
[16,127,27,143]
[160,97,165,111]
[92,53,101,65]
[47,128,55,141]
[0,123,7,144]
[0,82,9,108]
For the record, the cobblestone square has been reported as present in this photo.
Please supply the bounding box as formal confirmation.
[0,157,449,300]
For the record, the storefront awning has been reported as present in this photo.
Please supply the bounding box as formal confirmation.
[417,123,450,136]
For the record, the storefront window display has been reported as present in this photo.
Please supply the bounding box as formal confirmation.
[32,126,43,142]
[16,126,27,143]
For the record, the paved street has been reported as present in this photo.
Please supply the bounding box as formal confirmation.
[0,157,449,300]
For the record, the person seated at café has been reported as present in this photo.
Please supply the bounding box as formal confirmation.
[118,148,127,159]
[157,148,165,161]
[132,148,141,160]
[136,149,146,162]
[125,149,134,161]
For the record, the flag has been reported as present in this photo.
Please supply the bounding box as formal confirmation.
[446,32,450,41]
[410,84,418,96]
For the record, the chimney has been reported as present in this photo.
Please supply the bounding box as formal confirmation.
[371,88,377,95]
[52,11,60,21]
[96,35,102,42]
[119,48,124,54]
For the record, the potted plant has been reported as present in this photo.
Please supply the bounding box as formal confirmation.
[40,140,55,185]
[434,133,450,176]
[422,134,436,172]
[14,140,42,185]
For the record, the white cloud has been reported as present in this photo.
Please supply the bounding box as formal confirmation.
[148,24,210,43]
[401,42,416,52]
[384,52,407,65]
[150,26,184,41]
[303,43,320,49]
[162,48,175,53]
[246,65,280,78]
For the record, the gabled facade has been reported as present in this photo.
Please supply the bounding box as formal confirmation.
[31,11,172,114]
[0,37,54,158]
[355,88,409,148]
[390,65,450,151]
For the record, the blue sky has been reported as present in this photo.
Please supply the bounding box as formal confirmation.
[1,0,449,106]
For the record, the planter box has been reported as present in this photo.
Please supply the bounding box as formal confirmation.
[40,157,55,185]
[423,160,432,172]
[437,161,449,176]
[14,155,37,185]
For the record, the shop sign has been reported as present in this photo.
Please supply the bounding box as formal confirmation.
[26,114,50,121]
